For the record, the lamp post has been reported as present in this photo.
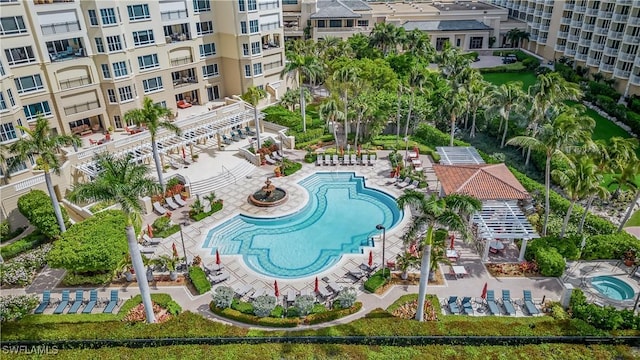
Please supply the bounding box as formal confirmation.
[179,221,189,271]
[376,224,386,278]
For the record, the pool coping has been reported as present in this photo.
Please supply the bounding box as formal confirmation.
[564,260,640,308]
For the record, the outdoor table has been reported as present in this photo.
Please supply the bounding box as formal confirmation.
[446,249,459,261]
[412,159,422,166]
[452,266,468,278]
[489,240,505,250]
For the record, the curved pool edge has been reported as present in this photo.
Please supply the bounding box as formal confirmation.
[583,272,639,306]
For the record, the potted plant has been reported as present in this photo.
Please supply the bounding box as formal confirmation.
[396,251,419,280]
[116,254,135,282]
[153,255,182,281]
[274,166,281,177]
[623,249,637,267]
[192,154,199,162]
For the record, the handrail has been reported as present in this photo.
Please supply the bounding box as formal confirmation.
[221,164,236,184]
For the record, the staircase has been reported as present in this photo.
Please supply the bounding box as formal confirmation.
[189,161,257,196]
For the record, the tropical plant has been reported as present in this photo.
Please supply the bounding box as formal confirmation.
[0,294,39,322]
[403,66,427,155]
[334,287,357,308]
[332,66,360,143]
[487,81,528,148]
[395,251,419,280]
[68,153,160,323]
[10,116,81,234]
[281,49,323,133]
[506,29,530,47]
[396,190,481,321]
[252,295,277,317]
[444,88,468,146]
[403,29,433,59]
[369,22,405,56]
[294,295,315,316]
[614,159,640,232]
[242,86,267,150]
[460,71,489,138]
[212,286,235,309]
[551,156,596,238]
[17,190,70,239]
[319,99,345,151]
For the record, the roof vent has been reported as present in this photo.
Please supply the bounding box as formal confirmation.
[472,6,477,10]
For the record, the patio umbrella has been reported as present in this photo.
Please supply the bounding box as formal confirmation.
[172,243,179,258]
[357,145,361,156]
[368,251,373,267]
[481,282,488,300]
[182,146,186,159]
[314,277,319,293]
[147,224,153,238]
[340,147,344,157]
[215,249,221,265]
[449,234,455,250]
[413,145,419,156]
[274,280,279,297]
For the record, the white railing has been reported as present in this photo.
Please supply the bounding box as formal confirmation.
[14,174,45,191]
[614,68,630,78]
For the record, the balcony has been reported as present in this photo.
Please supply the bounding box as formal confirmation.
[591,42,605,50]
[613,14,629,23]
[614,68,631,78]
[564,2,574,10]
[34,0,74,4]
[542,11,552,19]
[600,63,614,72]
[598,10,613,19]
[617,0,633,4]
[63,100,99,116]
[560,18,571,25]
[172,69,197,88]
[538,36,547,44]
[629,17,640,25]
[594,27,608,35]
[263,60,283,74]
[578,38,591,46]
[170,56,193,66]
[570,20,583,27]
[530,34,539,41]
[585,8,598,16]
[555,44,566,52]
[608,30,624,40]
[630,74,640,86]
[161,10,187,21]
[574,5,586,12]
[568,34,580,42]
[40,21,80,35]
[618,52,636,62]
[575,52,588,61]
[565,48,577,56]
[164,24,190,43]
[586,57,600,67]
[46,39,86,62]
[557,31,569,38]
[530,22,541,29]
[582,24,595,32]
[603,46,619,56]
[58,75,91,90]
[623,34,640,44]
[540,25,550,32]
[534,9,543,16]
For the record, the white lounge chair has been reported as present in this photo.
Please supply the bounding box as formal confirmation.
[361,154,368,165]
[332,154,339,165]
[138,244,156,255]
[316,155,323,166]
[265,155,277,165]
[396,178,411,188]
[209,271,229,284]
[152,202,166,215]
[317,286,333,299]
[328,282,343,293]
[350,154,357,165]
[173,194,187,207]
[369,154,376,166]
[405,180,420,190]
[234,284,253,297]
[142,234,161,246]
[347,270,366,281]
[324,154,331,166]
[250,288,266,300]
[169,160,181,170]
[165,197,179,210]
[272,152,283,161]
[286,289,297,303]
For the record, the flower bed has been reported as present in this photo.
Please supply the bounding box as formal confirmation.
[391,299,439,322]
[123,302,172,323]
[485,261,540,277]
[0,244,52,287]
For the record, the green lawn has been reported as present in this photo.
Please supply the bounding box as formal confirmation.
[482,71,538,91]
[626,208,640,227]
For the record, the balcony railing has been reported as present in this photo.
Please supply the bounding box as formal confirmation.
[560,17,571,25]
[555,44,566,52]
[568,34,579,42]
[585,8,598,16]
[542,11,552,19]
[574,5,586,12]
[563,2,574,10]
[59,75,90,90]
[598,10,613,18]
[161,10,187,21]
[34,0,74,4]
[263,60,283,71]
[623,34,640,44]
[630,74,640,86]
[172,76,197,88]
[594,27,608,35]
[41,21,80,35]
[608,31,624,40]
[49,47,86,62]
[629,17,640,25]
[538,36,547,44]
[618,52,635,62]
[540,25,550,32]
[557,31,569,38]
[63,100,99,115]
[600,63,614,72]
[578,38,591,46]
[565,48,577,56]
[570,20,583,27]
[530,22,541,29]
[170,56,193,66]
[613,14,629,23]
[575,53,588,61]
[586,57,600,67]
[582,24,594,32]
[591,43,605,50]
[614,68,630,78]
[534,9,543,16]
[165,32,191,43]
[603,46,619,56]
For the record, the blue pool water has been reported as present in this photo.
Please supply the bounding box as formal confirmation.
[202,172,403,278]
[590,276,635,300]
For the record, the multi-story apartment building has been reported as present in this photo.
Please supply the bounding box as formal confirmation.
[491,0,640,96]
[0,0,285,223]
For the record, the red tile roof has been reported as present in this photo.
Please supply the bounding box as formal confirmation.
[432,163,529,200]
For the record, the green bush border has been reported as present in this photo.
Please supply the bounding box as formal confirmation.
[188,267,211,294]
[363,268,390,293]
[210,303,300,327]
[0,231,47,260]
[190,201,223,222]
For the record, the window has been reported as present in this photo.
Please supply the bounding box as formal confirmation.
[238,0,245,11]
[100,8,117,25]
[106,35,123,52]
[251,41,261,55]
[357,20,368,27]
[5,155,27,174]
[259,0,279,10]
[253,63,262,76]
[282,0,298,4]
[240,21,247,34]
[23,101,52,121]
[202,64,219,77]
[0,93,5,111]
[133,30,154,46]
[114,115,122,129]
[88,10,98,26]
[0,61,4,76]
[0,16,27,35]
[249,20,259,33]
[5,46,35,65]
[95,37,105,53]
[197,21,213,35]
[244,64,251,77]
[112,61,128,78]
[138,54,159,70]
[469,37,483,49]
[142,77,163,93]
[107,89,117,103]
[0,123,17,143]
[14,74,43,94]
[127,4,150,20]
[193,0,211,12]
[199,43,216,57]
[6,89,15,106]
[317,20,325,28]
[329,20,342,28]
[118,86,133,102]
[248,0,257,11]
[242,43,249,56]
[101,64,111,79]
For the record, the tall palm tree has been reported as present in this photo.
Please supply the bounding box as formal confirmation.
[444,88,468,146]
[281,53,323,133]
[10,116,80,234]
[123,97,178,192]
[488,81,527,148]
[403,29,433,60]
[369,22,405,56]
[352,89,374,151]
[319,99,344,152]
[506,29,530,48]
[404,67,426,159]
[618,159,640,232]
[241,86,267,150]
[551,156,597,238]
[463,76,490,138]
[280,88,300,111]
[507,106,595,235]
[397,191,481,321]
[0,144,15,185]
[69,153,160,323]
[607,137,639,198]
[332,66,360,144]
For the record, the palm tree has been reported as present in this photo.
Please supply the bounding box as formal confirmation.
[462,75,490,138]
[319,99,344,152]
[241,86,267,150]
[10,116,80,234]
[332,66,360,144]
[403,29,433,59]
[68,153,160,323]
[551,156,595,238]
[281,53,323,133]
[507,106,595,235]
[123,97,178,192]
[352,89,373,152]
[607,137,639,199]
[280,88,300,111]
[404,67,426,159]
[396,191,481,321]
[488,81,527,148]
[369,22,405,56]
[506,29,529,47]
[618,159,640,232]
[444,88,468,146]
[0,144,15,185]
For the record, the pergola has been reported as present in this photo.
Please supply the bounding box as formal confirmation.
[436,146,484,165]
[471,200,540,261]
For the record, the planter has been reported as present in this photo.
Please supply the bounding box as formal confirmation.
[624,259,634,267]
[169,271,178,281]
[146,268,154,283]
[401,272,408,280]
[123,271,134,282]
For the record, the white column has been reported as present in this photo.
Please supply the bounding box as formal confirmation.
[518,238,528,262]
[482,238,491,262]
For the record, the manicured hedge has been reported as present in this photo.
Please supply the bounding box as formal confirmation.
[0,231,47,260]
[17,190,70,239]
[570,289,640,331]
[304,302,362,325]
[210,303,300,328]
[534,247,565,277]
[524,236,581,262]
[580,232,639,260]
[188,266,211,294]
[363,268,390,293]
[191,201,223,222]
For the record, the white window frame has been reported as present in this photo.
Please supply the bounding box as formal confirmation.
[249,20,259,33]
[240,21,247,34]
[88,10,98,26]
[0,123,17,143]
[6,89,15,107]
[244,64,251,77]
[142,76,163,93]
[193,0,211,13]
[0,16,27,35]
[202,64,219,78]
[107,89,117,103]
[112,61,128,78]
[251,41,261,55]
[127,4,150,21]
[118,86,134,102]
[199,43,216,57]
[253,63,262,76]
[133,30,154,46]
[248,0,257,11]
[242,43,250,56]
[6,155,27,174]
[5,46,36,66]
[14,74,44,94]
[100,8,117,25]
[101,64,111,79]
[196,21,213,35]
[23,101,52,121]
[106,35,123,52]
[95,37,105,53]
[138,54,159,70]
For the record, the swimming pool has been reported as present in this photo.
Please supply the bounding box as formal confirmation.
[203,172,403,278]
[590,276,635,301]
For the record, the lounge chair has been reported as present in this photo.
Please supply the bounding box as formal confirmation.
[502,290,516,316]
[209,271,229,284]
[448,296,460,315]
[245,126,256,136]
[82,290,98,314]
[350,154,357,165]
[485,290,500,315]
[348,270,366,281]
[361,154,368,165]
[34,290,51,314]
[405,180,420,190]
[316,155,323,166]
[173,194,187,207]
[250,288,266,300]
[265,155,277,165]
[54,290,70,314]
[317,286,333,299]
[369,154,376,165]
[183,157,192,165]
[360,262,379,273]
[395,178,411,189]
[461,296,474,315]
[234,284,253,297]
[152,202,167,215]
[138,244,156,255]
[103,290,119,314]
[523,290,540,315]
[203,262,224,275]
[142,234,161,246]
[272,152,283,161]
[222,135,233,145]
[165,197,180,210]
[332,154,339,165]
[328,282,343,293]
[169,159,181,170]
[237,129,247,139]
[286,289,297,303]
[324,154,331,166]
[68,290,84,314]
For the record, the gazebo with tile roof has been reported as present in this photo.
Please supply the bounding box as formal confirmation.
[432,163,539,262]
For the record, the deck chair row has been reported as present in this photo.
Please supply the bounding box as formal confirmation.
[447,290,541,316]
[34,290,120,315]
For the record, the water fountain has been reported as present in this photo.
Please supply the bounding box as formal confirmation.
[248,177,288,207]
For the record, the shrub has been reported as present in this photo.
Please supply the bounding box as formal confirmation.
[522,57,540,70]
[293,295,315,316]
[535,247,565,277]
[152,216,171,233]
[270,305,284,318]
[17,190,70,239]
[363,268,390,293]
[190,201,223,222]
[252,295,277,317]
[281,159,302,176]
[209,303,299,327]
[581,232,640,260]
[212,286,234,309]
[165,300,182,316]
[0,244,52,286]
[305,302,362,325]
[188,266,211,294]
[231,298,254,315]
[625,111,640,136]
[0,295,39,322]
[569,289,639,330]
[61,272,113,286]
[334,287,357,308]
[0,231,48,260]
[587,81,620,102]
[525,236,581,261]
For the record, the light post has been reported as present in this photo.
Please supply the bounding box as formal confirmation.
[179,221,189,271]
[376,224,386,278]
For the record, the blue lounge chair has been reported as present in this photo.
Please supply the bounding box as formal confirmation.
[82,290,98,314]
[448,296,460,314]
[461,296,474,315]
[485,290,500,315]
[54,290,70,314]
[34,291,51,314]
[222,135,232,145]
[502,290,516,316]
[245,126,256,136]
[103,290,119,314]
[68,290,84,314]
[237,129,247,139]
[523,290,540,315]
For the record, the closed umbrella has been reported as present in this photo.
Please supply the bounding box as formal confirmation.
[368,251,373,267]
[314,277,319,293]
[274,280,279,297]
[172,243,179,258]
[449,234,455,250]
[182,146,186,159]
[481,282,488,300]
[147,224,153,238]
[215,249,221,265]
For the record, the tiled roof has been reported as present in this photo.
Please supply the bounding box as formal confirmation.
[310,0,364,19]
[433,163,529,200]
[402,20,492,32]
